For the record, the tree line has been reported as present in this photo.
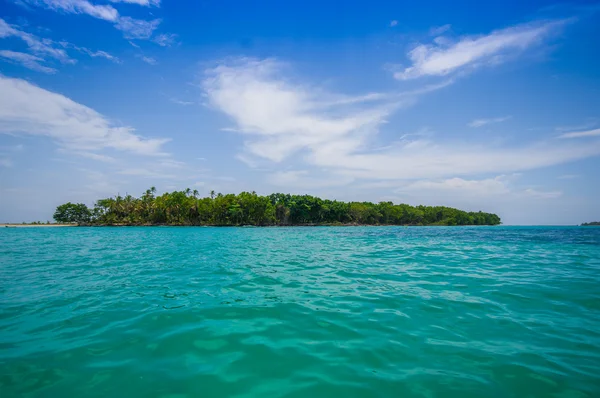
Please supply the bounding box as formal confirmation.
[53,188,502,226]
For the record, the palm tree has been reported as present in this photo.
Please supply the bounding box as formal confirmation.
[210,190,215,199]
[193,189,199,198]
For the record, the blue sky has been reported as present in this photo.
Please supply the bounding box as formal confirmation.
[0,0,599,224]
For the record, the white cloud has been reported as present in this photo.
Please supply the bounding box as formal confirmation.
[269,170,354,189]
[0,157,13,167]
[203,57,600,182]
[391,174,563,204]
[137,54,157,65]
[169,98,193,105]
[0,50,57,73]
[118,168,175,179]
[75,151,117,163]
[110,0,160,6]
[0,18,118,71]
[15,2,162,41]
[153,33,177,47]
[114,17,161,39]
[398,175,513,196]
[0,18,72,63]
[558,128,600,139]
[468,115,511,128]
[524,188,562,198]
[0,75,169,156]
[203,58,395,163]
[394,19,569,80]
[390,20,398,27]
[84,49,119,62]
[25,0,119,21]
[429,24,451,36]
[58,41,120,63]
[555,119,598,132]
[557,174,579,179]
[59,42,120,63]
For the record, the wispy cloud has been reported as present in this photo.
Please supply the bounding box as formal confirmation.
[0,18,118,71]
[24,0,119,21]
[16,1,164,41]
[0,17,73,63]
[555,119,598,132]
[396,175,515,196]
[169,98,194,106]
[429,24,451,36]
[557,174,579,179]
[269,170,354,189]
[558,128,600,139]
[75,151,118,163]
[524,188,562,198]
[394,19,570,80]
[0,157,13,167]
[468,115,512,128]
[114,17,161,39]
[153,33,177,47]
[110,0,160,6]
[0,50,57,73]
[389,20,398,27]
[118,168,175,179]
[388,175,563,216]
[0,75,169,156]
[137,54,157,65]
[203,57,600,182]
[58,41,120,63]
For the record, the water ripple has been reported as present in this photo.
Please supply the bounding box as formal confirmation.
[1,226,600,397]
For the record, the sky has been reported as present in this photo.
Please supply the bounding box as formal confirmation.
[0,0,599,225]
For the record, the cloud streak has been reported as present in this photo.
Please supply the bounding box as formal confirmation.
[468,116,511,128]
[0,75,169,156]
[395,19,570,80]
[559,128,600,139]
[110,0,160,6]
[0,17,72,63]
[16,1,164,41]
[0,18,119,71]
[0,50,57,73]
[137,54,157,65]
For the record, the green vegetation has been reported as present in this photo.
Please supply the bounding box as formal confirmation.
[53,188,501,226]
[53,202,93,224]
[581,221,600,226]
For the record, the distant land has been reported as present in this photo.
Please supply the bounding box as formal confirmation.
[51,188,501,227]
[581,221,600,226]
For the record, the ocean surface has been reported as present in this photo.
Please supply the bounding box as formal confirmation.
[1,226,599,397]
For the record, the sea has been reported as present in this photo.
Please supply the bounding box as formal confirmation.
[1,226,599,397]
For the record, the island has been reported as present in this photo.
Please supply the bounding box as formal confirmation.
[581,221,600,226]
[53,188,502,226]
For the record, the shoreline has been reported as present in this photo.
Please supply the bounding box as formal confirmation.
[1,224,76,228]
[36,223,499,227]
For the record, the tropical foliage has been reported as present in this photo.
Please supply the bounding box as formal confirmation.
[581,221,600,226]
[53,202,93,224]
[54,188,502,226]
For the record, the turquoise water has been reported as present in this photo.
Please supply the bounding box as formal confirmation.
[1,226,599,397]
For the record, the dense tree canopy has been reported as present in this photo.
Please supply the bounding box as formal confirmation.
[581,221,600,226]
[54,188,501,226]
[53,202,92,224]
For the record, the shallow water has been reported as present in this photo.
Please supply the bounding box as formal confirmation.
[1,226,599,397]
